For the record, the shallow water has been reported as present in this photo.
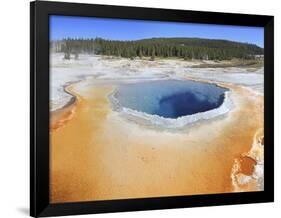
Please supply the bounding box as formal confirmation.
[114,80,228,119]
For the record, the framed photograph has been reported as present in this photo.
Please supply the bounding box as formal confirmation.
[30,1,274,217]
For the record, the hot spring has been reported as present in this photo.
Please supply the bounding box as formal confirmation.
[111,80,229,120]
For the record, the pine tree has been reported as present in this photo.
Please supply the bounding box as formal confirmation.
[55,37,263,61]
[150,47,155,61]
[138,49,143,58]
[64,51,70,60]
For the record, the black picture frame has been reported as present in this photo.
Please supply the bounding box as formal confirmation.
[30,1,274,217]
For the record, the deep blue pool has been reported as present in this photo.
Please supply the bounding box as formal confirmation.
[114,80,228,119]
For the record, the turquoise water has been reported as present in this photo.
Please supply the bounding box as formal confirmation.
[114,80,228,119]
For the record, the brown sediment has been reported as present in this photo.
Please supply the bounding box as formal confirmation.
[50,81,263,203]
[238,156,257,176]
[50,85,80,131]
[231,126,264,192]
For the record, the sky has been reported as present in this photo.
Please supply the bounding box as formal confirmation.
[50,15,264,48]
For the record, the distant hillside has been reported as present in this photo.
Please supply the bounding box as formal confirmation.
[51,37,264,60]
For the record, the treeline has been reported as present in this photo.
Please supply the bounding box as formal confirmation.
[51,37,264,60]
